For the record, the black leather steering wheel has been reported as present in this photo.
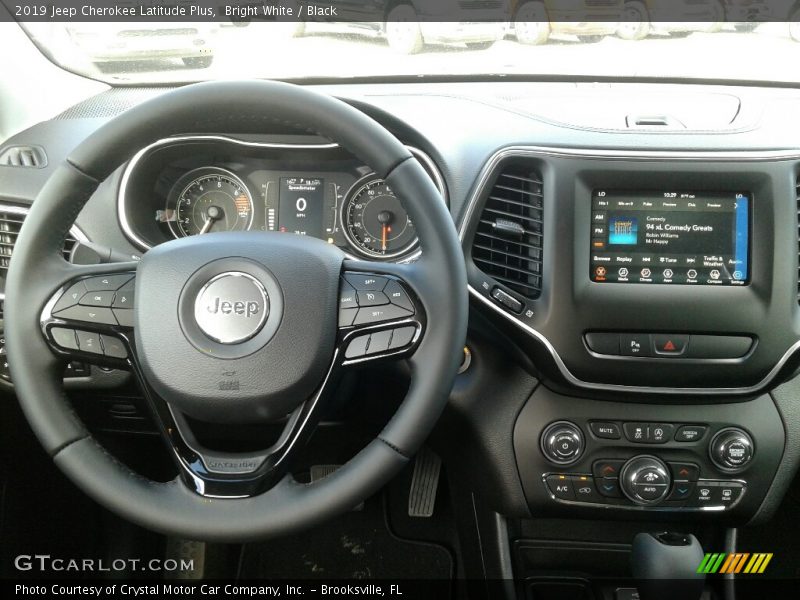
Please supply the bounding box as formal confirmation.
[5,80,467,541]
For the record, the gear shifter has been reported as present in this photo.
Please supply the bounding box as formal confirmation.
[630,532,705,600]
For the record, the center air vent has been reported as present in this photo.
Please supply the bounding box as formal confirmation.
[471,165,544,299]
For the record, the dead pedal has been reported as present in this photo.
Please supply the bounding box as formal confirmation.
[408,447,441,518]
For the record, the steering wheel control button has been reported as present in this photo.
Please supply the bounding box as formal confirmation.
[675,425,707,442]
[668,462,700,482]
[54,305,118,326]
[76,330,102,355]
[593,459,625,479]
[51,327,79,350]
[79,290,115,307]
[345,334,371,359]
[541,421,584,465]
[52,281,88,313]
[357,290,390,307]
[589,422,621,440]
[112,285,135,309]
[490,287,523,314]
[344,273,388,291]
[384,280,414,312]
[388,326,416,349]
[338,307,358,327]
[84,274,134,292]
[584,332,620,356]
[620,456,671,506]
[545,474,575,500]
[653,334,689,356]
[113,308,134,328]
[193,272,269,344]
[353,304,412,326]
[100,335,128,359]
[339,282,358,309]
[366,329,392,355]
[710,428,754,471]
[621,333,651,357]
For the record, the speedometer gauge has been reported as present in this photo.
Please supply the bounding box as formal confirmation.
[342,176,418,259]
[167,168,254,238]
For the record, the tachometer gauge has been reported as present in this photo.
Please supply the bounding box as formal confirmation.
[342,176,418,259]
[167,168,253,238]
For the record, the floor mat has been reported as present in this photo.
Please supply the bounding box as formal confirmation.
[237,493,453,581]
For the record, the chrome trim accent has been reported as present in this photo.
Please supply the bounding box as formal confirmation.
[117,135,447,260]
[458,145,800,395]
[0,203,89,302]
[541,473,746,512]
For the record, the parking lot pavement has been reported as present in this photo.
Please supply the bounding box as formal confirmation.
[96,22,800,84]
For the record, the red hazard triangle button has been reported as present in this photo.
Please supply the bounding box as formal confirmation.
[653,334,689,356]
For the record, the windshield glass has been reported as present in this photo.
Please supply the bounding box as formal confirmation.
[14,1,800,85]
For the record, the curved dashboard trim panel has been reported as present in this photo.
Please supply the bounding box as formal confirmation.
[116,135,447,257]
[459,145,800,396]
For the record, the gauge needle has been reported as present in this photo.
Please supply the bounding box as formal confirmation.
[199,205,223,235]
[378,210,393,253]
[381,224,389,252]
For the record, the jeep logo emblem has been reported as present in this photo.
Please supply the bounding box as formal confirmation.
[194,272,269,344]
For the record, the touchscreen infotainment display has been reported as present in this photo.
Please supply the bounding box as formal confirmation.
[590,190,750,285]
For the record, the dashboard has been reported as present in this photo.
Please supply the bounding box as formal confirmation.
[4,80,800,528]
[117,136,447,261]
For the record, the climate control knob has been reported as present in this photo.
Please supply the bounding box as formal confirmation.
[620,456,671,506]
[710,428,754,471]
[541,421,584,465]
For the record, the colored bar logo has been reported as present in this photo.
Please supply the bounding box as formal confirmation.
[697,553,773,574]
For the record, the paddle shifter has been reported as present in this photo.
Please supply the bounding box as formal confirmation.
[630,532,706,600]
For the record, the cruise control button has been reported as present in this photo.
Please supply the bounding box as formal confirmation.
[571,475,600,503]
[596,477,623,498]
[545,474,575,500]
[345,335,371,359]
[79,291,114,307]
[339,281,358,309]
[590,422,621,439]
[76,330,102,355]
[668,462,700,482]
[52,281,88,313]
[383,280,414,312]
[353,304,412,326]
[366,330,392,355]
[51,327,78,350]
[675,425,707,442]
[55,305,118,325]
[667,481,696,502]
[357,291,389,307]
[343,273,388,291]
[338,307,358,327]
[388,326,416,349]
[112,285,135,309]
[84,274,134,292]
[100,335,128,359]
[112,308,134,328]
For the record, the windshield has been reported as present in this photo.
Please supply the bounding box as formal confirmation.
[13,1,800,85]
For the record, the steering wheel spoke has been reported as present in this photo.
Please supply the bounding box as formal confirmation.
[40,263,138,368]
[338,260,426,365]
[128,348,342,498]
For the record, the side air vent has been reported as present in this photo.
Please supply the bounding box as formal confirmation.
[0,145,47,168]
[0,209,77,273]
[471,166,544,299]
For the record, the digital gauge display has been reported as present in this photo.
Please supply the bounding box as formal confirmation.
[278,177,325,237]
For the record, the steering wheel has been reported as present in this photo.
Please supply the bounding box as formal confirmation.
[5,81,467,541]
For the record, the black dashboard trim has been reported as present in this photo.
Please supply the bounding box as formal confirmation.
[459,145,800,396]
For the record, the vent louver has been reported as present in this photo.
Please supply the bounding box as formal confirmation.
[471,166,544,299]
[0,145,46,168]
[0,209,77,272]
